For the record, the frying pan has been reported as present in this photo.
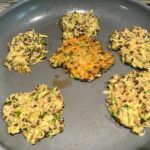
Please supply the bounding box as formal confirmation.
[0,0,149,149]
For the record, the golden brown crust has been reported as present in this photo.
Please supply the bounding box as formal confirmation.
[50,36,115,81]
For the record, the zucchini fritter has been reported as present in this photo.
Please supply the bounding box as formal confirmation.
[50,36,114,82]
[4,30,48,73]
[105,71,150,136]
[109,26,150,70]
[60,10,100,39]
[3,84,64,144]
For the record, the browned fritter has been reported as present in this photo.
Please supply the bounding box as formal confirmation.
[50,36,115,82]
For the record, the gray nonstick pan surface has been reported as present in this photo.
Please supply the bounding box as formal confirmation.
[0,0,149,149]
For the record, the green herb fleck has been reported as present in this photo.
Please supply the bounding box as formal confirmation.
[14,111,21,117]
